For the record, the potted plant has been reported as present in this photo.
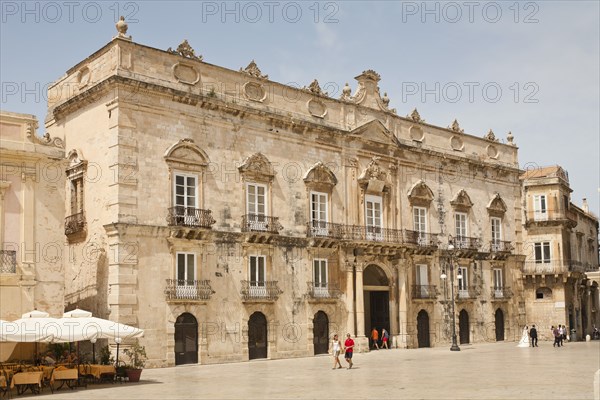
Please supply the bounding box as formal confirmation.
[122,340,147,382]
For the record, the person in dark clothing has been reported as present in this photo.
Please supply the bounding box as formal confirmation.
[529,325,538,347]
[552,325,561,347]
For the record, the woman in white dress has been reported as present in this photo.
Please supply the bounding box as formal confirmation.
[517,325,530,347]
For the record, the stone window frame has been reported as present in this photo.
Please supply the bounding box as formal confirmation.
[238,153,276,219]
[164,138,210,211]
[408,180,434,234]
[303,162,338,225]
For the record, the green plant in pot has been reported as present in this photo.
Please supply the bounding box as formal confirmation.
[122,340,147,382]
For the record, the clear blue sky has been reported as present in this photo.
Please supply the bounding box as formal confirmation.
[1,1,598,214]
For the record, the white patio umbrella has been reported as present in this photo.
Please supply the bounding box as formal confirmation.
[7,311,63,343]
[61,308,144,365]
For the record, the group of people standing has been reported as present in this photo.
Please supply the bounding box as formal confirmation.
[518,324,569,347]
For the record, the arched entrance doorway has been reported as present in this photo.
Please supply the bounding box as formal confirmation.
[174,313,198,365]
[313,311,329,355]
[248,312,268,360]
[417,310,430,348]
[363,264,390,344]
[495,308,505,341]
[459,309,469,344]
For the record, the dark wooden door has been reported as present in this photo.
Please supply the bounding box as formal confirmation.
[175,313,198,365]
[313,311,329,355]
[459,310,470,344]
[417,310,430,348]
[248,312,268,360]
[370,291,390,334]
[495,308,504,341]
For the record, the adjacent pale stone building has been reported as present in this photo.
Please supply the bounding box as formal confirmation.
[43,21,527,367]
[0,111,65,360]
[521,166,600,340]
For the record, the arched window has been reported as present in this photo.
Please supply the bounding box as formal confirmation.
[535,287,553,300]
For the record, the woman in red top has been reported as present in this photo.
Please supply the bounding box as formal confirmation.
[343,333,355,369]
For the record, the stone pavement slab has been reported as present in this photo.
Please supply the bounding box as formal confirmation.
[19,341,600,400]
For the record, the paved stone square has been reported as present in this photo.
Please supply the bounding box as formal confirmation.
[22,341,600,400]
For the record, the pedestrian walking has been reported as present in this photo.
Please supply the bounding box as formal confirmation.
[330,334,343,369]
[381,328,389,349]
[343,333,355,369]
[529,325,538,347]
[559,325,565,345]
[552,325,561,347]
[370,327,379,350]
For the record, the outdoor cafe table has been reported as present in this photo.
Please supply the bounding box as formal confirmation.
[10,371,43,395]
[78,364,116,380]
[50,368,78,391]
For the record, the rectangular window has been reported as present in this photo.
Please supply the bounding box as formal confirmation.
[533,195,547,221]
[176,252,196,299]
[534,242,551,263]
[249,255,267,297]
[413,207,427,233]
[457,266,468,298]
[173,173,198,224]
[310,192,329,236]
[493,268,503,297]
[313,259,328,297]
[176,252,196,283]
[491,217,502,250]
[365,195,383,241]
[416,264,429,297]
[247,183,267,231]
[455,212,468,247]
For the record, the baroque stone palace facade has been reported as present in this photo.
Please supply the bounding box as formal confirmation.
[1,20,597,366]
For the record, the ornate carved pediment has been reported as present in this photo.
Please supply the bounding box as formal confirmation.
[487,193,507,216]
[238,153,275,181]
[168,40,202,61]
[240,60,268,79]
[350,119,396,145]
[303,162,338,188]
[164,139,209,171]
[345,70,396,113]
[407,180,434,206]
[450,189,474,209]
[304,79,328,97]
[66,149,87,179]
[358,157,390,193]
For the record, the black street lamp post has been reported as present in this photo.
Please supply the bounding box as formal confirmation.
[441,238,461,351]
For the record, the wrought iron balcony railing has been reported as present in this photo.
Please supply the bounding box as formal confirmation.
[404,231,439,247]
[523,260,590,274]
[453,236,481,251]
[490,240,513,253]
[167,206,216,228]
[411,284,437,299]
[456,285,478,299]
[306,281,341,299]
[0,250,17,274]
[165,279,213,301]
[490,286,513,299]
[242,214,283,234]
[240,280,282,301]
[306,221,344,239]
[64,212,86,235]
[525,208,578,224]
[306,221,404,244]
